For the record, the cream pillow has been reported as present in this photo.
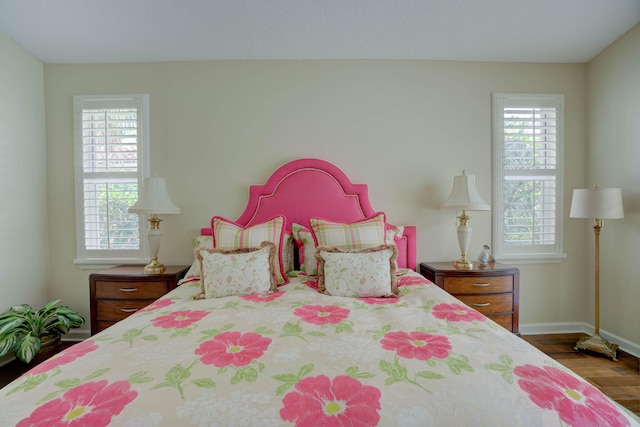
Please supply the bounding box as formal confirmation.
[195,242,277,299]
[184,235,214,280]
[315,244,398,298]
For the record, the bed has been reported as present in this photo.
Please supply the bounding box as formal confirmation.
[1,158,638,427]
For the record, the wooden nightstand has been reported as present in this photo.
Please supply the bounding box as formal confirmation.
[89,265,189,335]
[419,262,520,334]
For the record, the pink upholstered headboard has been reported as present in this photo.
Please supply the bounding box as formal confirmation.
[202,158,416,270]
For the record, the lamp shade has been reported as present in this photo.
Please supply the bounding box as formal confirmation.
[569,187,624,219]
[129,177,180,214]
[441,170,490,211]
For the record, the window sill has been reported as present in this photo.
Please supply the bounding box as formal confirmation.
[494,253,567,264]
[73,258,150,270]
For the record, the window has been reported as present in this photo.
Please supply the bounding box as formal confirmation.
[73,94,150,265]
[492,93,566,263]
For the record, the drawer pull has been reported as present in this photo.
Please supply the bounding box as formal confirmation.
[472,283,491,287]
[119,288,139,292]
[473,303,491,307]
[119,308,138,313]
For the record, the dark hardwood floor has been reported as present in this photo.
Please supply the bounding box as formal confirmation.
[522,333,640,417]
[0,335,638,418]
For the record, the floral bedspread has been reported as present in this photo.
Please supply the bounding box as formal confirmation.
[1,271,638,426]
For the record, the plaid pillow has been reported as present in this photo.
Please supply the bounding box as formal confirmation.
[212,215,287,284]
[310,213,387,250]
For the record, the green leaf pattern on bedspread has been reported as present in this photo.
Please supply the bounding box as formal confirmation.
[1,272,638,426]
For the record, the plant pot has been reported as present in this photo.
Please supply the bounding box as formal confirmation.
[30,334,62,364]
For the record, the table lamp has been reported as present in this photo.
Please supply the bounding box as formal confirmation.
[129,176,180,273]
[441,170,490,269]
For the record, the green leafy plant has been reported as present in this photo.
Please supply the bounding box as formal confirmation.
[0,299,85,363]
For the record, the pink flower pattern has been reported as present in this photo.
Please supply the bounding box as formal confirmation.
[294,305,350,326]
[381,331,452,361]
[16,380,137,427]
[431,303,486,323]
[398,275,429,286]
[138,298,174,313]
[515,364,630,427]
[280,375,381,426]
[151,310,209,329]
[196,331,272,367]
[302,279,319,290]
[26,340,99,375]
[240,292,284,303]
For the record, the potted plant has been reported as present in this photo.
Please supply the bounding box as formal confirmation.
[0,299,85,363]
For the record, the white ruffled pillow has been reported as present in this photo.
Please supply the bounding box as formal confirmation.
[315,244,398,298]
[194,242,277,299]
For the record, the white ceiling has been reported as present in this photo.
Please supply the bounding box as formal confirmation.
[1,0,639,64]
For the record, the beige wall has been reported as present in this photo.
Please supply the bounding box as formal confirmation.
[586,23,640,346]
[0,34,48,312]
[45,59,595,341]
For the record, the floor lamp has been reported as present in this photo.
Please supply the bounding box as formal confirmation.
[129,176,180,274]
[569,187,624,361]
[441,170,490,270]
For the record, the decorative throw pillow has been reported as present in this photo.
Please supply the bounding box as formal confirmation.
[315,244,399,298]
[292,223,317,276]
[310,212,387,250]
[212,215,287,284]
[386,224,404,244]
[194,242,277,299]
[184,235,214,280]
[282,230,295,274]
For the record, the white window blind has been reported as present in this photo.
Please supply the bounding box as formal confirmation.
[74,95,150,264]
[492,94,566,262]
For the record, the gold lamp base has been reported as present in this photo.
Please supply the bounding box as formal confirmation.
[143,257,166,274]
[453,258,474,270]
[574,333,618,361]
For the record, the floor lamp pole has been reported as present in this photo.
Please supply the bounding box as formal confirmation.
[594,221,600,336]
[574,219,618,360]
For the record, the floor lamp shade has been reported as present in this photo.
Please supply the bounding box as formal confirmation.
[569,186,623,360]
[569,187,624,220]
[129,177,180,273]
[441,171,490,269]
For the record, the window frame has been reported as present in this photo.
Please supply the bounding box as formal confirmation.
[73,94,150,266]
[492,93,567,263]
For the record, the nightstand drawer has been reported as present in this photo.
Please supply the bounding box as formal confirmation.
[96,299,152,321]
[443,276,513,294]
[95,281,168,299]
[488,314,514,331]
[456,294,513,315]
[420,261,520,334]
[89,265,190,335]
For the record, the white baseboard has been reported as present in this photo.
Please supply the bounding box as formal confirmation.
[0,353,15,367]
[520,322,640,358]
